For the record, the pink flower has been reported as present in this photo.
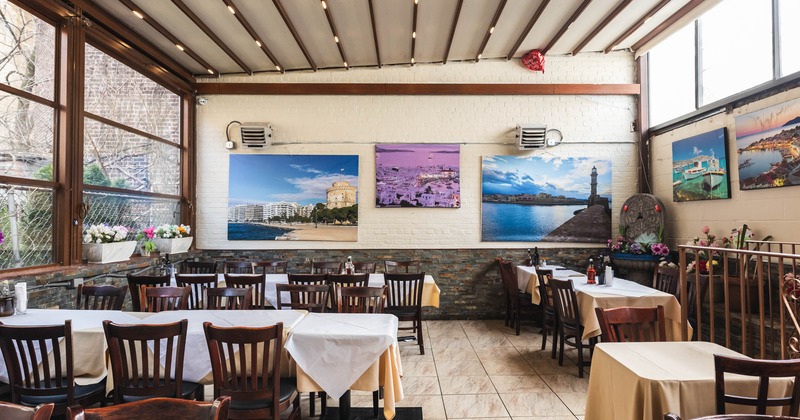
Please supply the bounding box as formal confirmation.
[702,226,710,234]
[698,240,709,247]
[143,226,155,239]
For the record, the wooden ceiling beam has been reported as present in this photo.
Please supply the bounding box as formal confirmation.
[603,0,670,53]
[220,0,284,72]
[475,0,507,62]
[505,0,549,60]
[119,0,218,75]
[443,0,463,65]
[367,0,382,68]
[196,82,640,95]
[170,0,252,75]
[571,0,633,55]
[320,0,349,68]
[70,0,195,83]
[630,0,705,52]
[272,0,317,71]
[411,0,419,65]
[541,0,593,55]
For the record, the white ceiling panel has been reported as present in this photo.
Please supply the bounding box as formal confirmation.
[415,0,459,63]
[328,0,379,67]
[448,0,502,62]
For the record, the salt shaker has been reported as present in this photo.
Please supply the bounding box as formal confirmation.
[14,282,27,315]
[605,267,614,287]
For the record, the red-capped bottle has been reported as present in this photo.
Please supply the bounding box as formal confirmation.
[587,258,596,284]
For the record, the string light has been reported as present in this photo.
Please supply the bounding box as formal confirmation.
[477,53,482,59]
[334,36,339,43]
[412,31,416,39]
[343,61,348,67]
[132,10,144,19]
[321,1,327,9]
[227,5,235,14]
[411,58,415,64]
[275,65,281,71]
[255,40,262,47]
[207,69,214,74]
[176,44,184,51]
[489,26,495,34]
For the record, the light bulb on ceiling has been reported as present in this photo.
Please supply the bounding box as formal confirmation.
[334,36,339,43]
[321,1,327,9]
[412,31,416,39]
[227,5,235,14]
[411,58,415,64]
[176,44,184,51]
[489,26,495,34]
[132,10,144,19]
[275,65,281,71]
[255,40,262,47]
[207,69,214,74]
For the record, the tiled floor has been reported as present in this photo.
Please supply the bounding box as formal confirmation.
[295,319,591,419]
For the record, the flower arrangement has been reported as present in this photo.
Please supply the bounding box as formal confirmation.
[83,224,130,244]
[154,224,191,239]
[136,226,157,254]
[608,232,670,257]
[730,224,755,249]
[0,229,4,245]
[685,225,730,273]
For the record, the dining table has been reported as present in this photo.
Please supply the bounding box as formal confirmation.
[585,341,794,420]
[523,266,689,340]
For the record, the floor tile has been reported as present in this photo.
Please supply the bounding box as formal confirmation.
[540,374,590,393]
[499,392,573,417]
[443,394,509,418]
[557,391,588,416]
[403,360,438,376]
[396,395,447,419]
[402,376,441,395]
[439,376,496,394]
[436,358,487,377]
[489,374,550,393]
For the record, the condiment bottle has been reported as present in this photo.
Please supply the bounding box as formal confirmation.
[587,258,596,284]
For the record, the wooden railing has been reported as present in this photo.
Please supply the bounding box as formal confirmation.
[677,242,800,359]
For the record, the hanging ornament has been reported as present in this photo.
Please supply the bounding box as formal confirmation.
[521,50,545,73]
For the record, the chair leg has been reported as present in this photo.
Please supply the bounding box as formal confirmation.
[310,392,316,416]
[540,324,548,350]
[320,391,327,415]
[551,325,559,359]
[373,390,380,417]
[558,330,565,366]
[576,338,585,378]
[417,317,425,355]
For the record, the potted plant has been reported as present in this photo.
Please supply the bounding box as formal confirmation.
[82,224,136,263]
[136,226,157,256]
[608,230,670,285]
[152,224,193,254]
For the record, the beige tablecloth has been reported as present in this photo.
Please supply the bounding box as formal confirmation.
[285,312,403,420]
[552,270,689,340]
[586,342,794,420]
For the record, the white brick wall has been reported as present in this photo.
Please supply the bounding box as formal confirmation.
[195,54,639,250]
[650,86,800,247]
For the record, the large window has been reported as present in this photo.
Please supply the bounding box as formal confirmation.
[0,2,55,269]
[648,0,797,127]
[83,45,182,231]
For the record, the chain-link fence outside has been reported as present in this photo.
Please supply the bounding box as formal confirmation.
[0,183,53,269]
[83,190,181,245]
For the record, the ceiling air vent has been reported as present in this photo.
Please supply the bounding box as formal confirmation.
[517,124,547,150]
[239,123,272,149]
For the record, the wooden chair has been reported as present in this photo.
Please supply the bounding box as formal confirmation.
[76,284,128,310]
[139,286,190,312]
[103,319,202,404]
[175,274,218,310]
[203,322,300,420]
[595,305,667,342]
[0,321,106,416]
[549,278,596,378]
[254,260,288,274]
[311,261,342,275]
[182,261,218,274]
[287,273,328,285]
[67,397,230,420]
[714,354,800,416]
[537,272,559,359]
[653,265,680,295]
[497,258,532,336]
[223,273,268,309]
[353,262,377,273]
[384,260,421,274]
[275,283,329,312]
[0,401,54,420]
[126,274,170,312]
[384,273,426,355]
[223,261,254,274]
[328,273,370,305]
[336,285,387,314]
[206,286,252,310]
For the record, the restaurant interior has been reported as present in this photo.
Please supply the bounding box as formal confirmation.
[1,0,800,419]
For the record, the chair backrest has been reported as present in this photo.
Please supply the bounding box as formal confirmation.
[181,261,217,274]
[384,273,425,308]
[224,273,267,309]
[275,283,329,312]
[496,258,518,295]
[223,261,254,274]
[653,265,679,295]
[537,272,556,310]
[254,260,288,274]
[595,305,667,342]
[336,285,387,314]
[714,354,800,416]
[384,260,421,274]
[0,321,75,410]
[328,273,369,298]
[680,272,710,319]
[103,319,189,404]
[76,284,128,310]
[206,287,252,310]
[287,273,328,285]
[353,262,377,274]
[140,286,190,312]
[126,274,170,312]
[311,261,342,275]
[203,322,284,417]
[0,401,54,420]
[549,278,582,328]
[66,396,230,420]
[175,274,218,310]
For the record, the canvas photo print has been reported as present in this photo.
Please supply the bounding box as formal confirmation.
[671,128,730,202]
[375,144,460,208]
[227,154,359,241]
[481,156,612,243]
[735,97,800,190]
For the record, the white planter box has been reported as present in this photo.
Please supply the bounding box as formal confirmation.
[83,241,137,264]
[153,237,193,254]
